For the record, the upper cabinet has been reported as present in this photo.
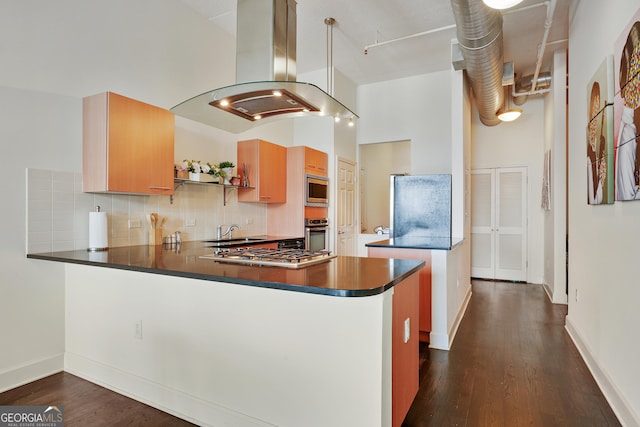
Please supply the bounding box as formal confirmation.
[237,139,286,203]
[303,147,328,176]
[83,92,175,195]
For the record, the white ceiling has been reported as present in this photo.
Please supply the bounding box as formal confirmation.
[180,0,570,86]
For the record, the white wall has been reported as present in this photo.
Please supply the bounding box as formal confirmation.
[0,0,289,391]
[566,0,640,424]
[357,72,452,175]
[471,96,547,284]
[0,87,75,390]
[543,49,568,304]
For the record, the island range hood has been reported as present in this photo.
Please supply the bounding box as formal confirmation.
[171,0,358,133]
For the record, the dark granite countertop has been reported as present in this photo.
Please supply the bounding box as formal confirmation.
[27,242,424,298]
[365,236,464,250]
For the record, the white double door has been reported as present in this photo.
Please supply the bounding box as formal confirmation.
[471,167,527,282]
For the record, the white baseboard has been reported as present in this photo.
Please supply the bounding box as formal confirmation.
[429,285,472,351]
[447,286,472,349]
[64,352,273,427]
[565,317,640,427]
[542,282,568,305]
[0,353,64,393]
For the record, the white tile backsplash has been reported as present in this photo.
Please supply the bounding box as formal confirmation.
[26,168,267,252]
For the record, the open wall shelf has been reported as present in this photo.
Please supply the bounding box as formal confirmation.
[171,179,253,206]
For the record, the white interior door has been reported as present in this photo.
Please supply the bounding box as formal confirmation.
[337,158,357,256]
[471,167,527,281]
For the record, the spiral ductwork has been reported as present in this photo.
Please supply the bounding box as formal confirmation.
[450,0,504,126]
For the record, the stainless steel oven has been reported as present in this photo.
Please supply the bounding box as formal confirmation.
[304,218,329,251]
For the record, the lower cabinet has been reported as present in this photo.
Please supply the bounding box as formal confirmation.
[368,246,432,342]
[391,272,420,427]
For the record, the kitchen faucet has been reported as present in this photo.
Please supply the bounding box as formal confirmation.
[217,224,240,240]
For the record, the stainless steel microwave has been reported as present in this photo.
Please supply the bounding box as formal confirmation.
[305,174,329,207]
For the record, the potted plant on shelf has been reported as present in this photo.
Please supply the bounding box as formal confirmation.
[175,161,189,179]
[186,160,216,182]
[218,161,235,185]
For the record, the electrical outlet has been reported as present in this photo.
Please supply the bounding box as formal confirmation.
[404,318,410,343]
[134,320,143,340]
[575,288,579,302]
[245,218,253,225]
[128,219,141,229]
[186,218,196,227]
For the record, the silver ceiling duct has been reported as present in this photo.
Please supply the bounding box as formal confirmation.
[512,72,552,105]
[450,0,504,126]
[171,0,358,133]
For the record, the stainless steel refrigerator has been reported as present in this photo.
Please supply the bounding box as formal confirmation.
[390,174,452,239]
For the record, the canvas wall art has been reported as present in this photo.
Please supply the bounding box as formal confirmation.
[613,8,640,201]
[586,56,615,205]
[542,149,550,210]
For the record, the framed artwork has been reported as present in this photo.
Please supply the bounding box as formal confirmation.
[613,8,640,201]
[586,56,615,205]
[542,150,550,210]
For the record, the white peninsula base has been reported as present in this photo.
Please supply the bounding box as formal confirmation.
[64,264,395,427]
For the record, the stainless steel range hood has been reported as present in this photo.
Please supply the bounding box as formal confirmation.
[171,0,358,133]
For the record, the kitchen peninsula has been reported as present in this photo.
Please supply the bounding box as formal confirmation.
[28,243,424,427]
[367,236,466,349]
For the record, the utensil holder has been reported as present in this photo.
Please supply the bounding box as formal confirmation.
[149,227,163,246]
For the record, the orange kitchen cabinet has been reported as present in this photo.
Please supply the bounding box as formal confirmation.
[82,92,175,195]
[303,146,328,176]
[237,139,286,203]
[266,146,328,236]
[391,272,420,427]
[367,246,432,343]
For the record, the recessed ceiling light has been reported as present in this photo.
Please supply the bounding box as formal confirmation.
[254,115,262,120]
[482,0,523,9]
[272,90,282,97]
[220,99,229,107]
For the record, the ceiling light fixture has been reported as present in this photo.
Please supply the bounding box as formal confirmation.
[220,99,229,107]
[482,0,524,10]
[498,109,522,122]
[498,85,522,122]
[348,117,354,127]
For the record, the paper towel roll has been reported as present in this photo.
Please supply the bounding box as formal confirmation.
[88,211,108,251]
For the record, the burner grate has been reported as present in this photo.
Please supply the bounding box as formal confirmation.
[200,248,335,268]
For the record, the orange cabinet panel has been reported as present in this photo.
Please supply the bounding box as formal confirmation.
[237,139,286,203]
[82,92,175,195]
[266,146,328,235]
[392,272,420,427]
[303,146,328,176]
[367,246,432,342]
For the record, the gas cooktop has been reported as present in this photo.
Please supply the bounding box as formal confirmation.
[200,247,336,268]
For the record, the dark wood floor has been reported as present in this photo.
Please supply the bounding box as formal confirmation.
[0,280,621,426]
[0,372,196,426]
[403,280,621,427]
